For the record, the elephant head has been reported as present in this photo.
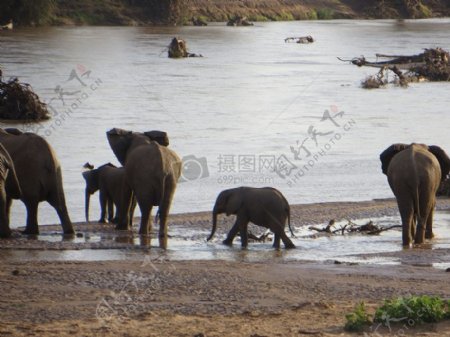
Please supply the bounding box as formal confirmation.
[208,188,243,241]
[379,143,409,174]
[82,162,116,222]
[106,128,169,165]
[380,143,450,181]
[428,145,450,181]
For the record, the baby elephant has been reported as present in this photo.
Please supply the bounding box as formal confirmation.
[208,186,295,249]
[82,162,135,225]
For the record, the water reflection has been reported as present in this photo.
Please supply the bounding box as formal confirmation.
[1,211,448,269]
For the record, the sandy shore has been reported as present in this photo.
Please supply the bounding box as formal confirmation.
[1,198,450,336]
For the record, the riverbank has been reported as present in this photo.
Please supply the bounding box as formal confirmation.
[0,198,450,336]
[2,0,450,26]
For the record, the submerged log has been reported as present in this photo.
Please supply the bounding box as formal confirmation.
[168,37,202,58]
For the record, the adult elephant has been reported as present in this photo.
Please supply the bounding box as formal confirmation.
[82,162,136,225]
[0,143,21,237]
[106,128,181,247]
[0,128,74,235]
[207,186,296,249]
[380,143,450,246]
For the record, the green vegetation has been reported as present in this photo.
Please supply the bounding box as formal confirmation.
[316,8,335,20]
[375,296,449,325]
[344,296,450,333]
[344,302,372,332]
[0,0,447,26]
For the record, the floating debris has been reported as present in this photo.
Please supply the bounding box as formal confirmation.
[0,71,50,121]
[168,37,202,58]
[340,48,450,88]
[285,36,314,44]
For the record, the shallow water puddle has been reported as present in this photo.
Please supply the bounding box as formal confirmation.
[1,211,449,268]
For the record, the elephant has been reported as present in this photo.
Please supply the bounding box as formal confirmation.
[207,186,296,249]
[0,143,21,237]
[82,162,136,225]
[0,128,74,235]
[380,143,450,246]
[106,128,182,247]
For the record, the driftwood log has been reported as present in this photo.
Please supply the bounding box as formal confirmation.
[339,48,450,88]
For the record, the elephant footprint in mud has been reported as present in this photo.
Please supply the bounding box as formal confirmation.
[208,186,296,249]
[380,143,450,246]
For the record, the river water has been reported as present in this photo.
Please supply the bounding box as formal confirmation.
[1,19,450,226]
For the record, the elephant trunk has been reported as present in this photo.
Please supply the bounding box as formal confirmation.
[207,209,218,241]
[85,188,91,223]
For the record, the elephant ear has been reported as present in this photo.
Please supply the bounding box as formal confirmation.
[106,128,133,165]
[143,130,169,147]
[379,143,409,175]
[428,145,450,181]
[225,191,243,216]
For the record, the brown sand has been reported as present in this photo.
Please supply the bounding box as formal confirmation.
[1,198,450,336]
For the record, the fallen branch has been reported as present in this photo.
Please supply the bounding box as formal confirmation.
[310,219,402,236]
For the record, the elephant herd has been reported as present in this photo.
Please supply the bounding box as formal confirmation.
[0,125,449,249]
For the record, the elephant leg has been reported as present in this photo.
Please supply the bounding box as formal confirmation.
[0,187,11,238]
[23,200,39,235]
[138,202,152,236]
[239,222,249,248]
[117,184,133,230]
[127,197,137,228]
[415,210,431,244]
[223,217,247,246]
[425,202,435,240]
[47,194,74,235]
[272,223,295,249]
[49,169,75,235]
[98,191,107,223]
[415,194,435,244]
[273,233,281,249]
[157,177,177,248]
[279,230,296,249]
[107,199,114,224]
[397,199,414,246]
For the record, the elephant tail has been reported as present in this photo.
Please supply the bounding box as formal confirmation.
[207,209,218,241]
[279,191,295,238]
[287,204,295,238]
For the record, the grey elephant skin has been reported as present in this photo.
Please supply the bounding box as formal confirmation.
[0,128,74,235]
[208,186,296,249]
[0,143,21,237]
[106,128,181,247]
[380,143,450,246]
[82,162,136,225]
